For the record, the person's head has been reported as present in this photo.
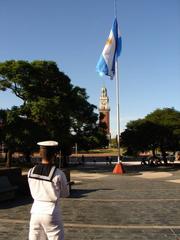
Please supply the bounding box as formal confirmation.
[37,141,59,163]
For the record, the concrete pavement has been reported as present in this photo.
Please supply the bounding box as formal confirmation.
[1,163,180,239]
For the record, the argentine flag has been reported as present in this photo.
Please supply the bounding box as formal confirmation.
[96,18,122,79]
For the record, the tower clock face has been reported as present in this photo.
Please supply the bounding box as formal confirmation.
[102,100,106,105]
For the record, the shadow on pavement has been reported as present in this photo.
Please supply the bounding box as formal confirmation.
[0,194,32,209]
[1,163,180,209]
[70,165,114,173]
[70,188,113,198]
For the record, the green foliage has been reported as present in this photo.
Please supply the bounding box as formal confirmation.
[0,60,108,164]
[1,107,46,152]
[121,108,180,155]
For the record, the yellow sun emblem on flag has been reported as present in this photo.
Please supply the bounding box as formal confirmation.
[106,38,113,46]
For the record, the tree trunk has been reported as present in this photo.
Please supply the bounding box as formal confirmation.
[160,147,167,165]
[5,150,12,168]
[152,148,156,158]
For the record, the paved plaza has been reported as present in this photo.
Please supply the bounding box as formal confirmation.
[1,163,180,239]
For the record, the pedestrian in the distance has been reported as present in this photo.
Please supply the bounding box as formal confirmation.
[28,140,69,240]
[175,151,180,161]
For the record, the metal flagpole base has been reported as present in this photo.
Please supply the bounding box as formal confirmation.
[113,162,125,174]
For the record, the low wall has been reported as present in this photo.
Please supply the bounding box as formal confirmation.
[0,167,22,185]
[0,167,71,197]
[0,167,30,195]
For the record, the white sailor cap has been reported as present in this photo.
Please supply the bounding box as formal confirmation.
[37,141,59,147]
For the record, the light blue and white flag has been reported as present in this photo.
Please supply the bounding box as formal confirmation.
[96,18,122,79]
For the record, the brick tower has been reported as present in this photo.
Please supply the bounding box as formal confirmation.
[99,86,110,135]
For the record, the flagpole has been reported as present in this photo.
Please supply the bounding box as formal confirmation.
[113,0,124,173]
[114,0,120,163]
[114,0,117,18]
[115,58,121,163]
[96,0,124,173]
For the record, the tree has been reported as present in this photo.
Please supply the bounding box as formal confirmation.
[145,108,180,162]
[0,109,6,142]
[121,108,180,159]
[0,107,46,167]
[121,119,159,155]
[0,60,107,166]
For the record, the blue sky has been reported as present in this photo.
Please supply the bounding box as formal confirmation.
[0,0,179,137]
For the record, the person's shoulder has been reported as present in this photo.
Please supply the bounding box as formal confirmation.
[55,167,64,175]
[53,168,66,181]
[54,168,67,179]
[28,166,35,172]
[28,166,34,177]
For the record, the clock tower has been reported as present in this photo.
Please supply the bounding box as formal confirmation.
[99,86,110,134]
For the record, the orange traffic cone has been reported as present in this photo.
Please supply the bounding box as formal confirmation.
[113,162,125,174]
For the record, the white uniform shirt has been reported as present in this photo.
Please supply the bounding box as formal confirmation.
[28,164,69,215]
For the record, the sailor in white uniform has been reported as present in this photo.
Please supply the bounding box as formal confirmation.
[28,141,69,240]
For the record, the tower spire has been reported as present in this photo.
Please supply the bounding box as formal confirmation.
[99,86,110,135]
